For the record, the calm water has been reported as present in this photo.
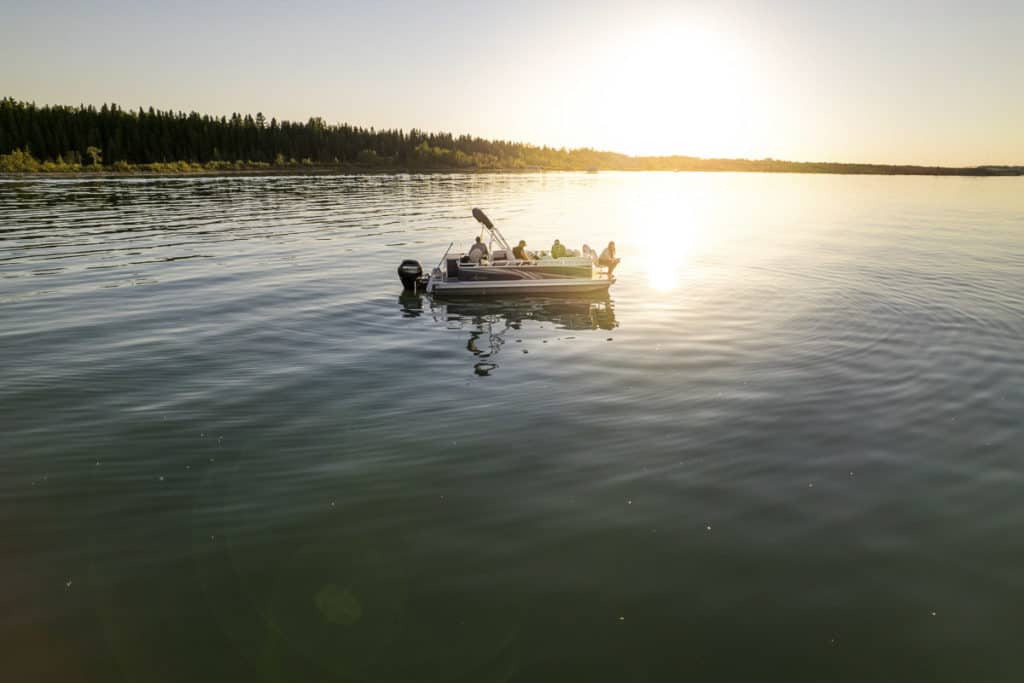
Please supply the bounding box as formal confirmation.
[2,172,1023,682]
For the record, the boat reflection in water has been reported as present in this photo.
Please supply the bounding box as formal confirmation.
[398,293,618,376]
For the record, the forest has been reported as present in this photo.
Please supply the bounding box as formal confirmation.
[1,98,1019,176]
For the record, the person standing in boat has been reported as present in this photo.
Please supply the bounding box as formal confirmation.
[599,241,620,275]
[513,239,531,261]
[550,239,566,259]
[467,235,489,263]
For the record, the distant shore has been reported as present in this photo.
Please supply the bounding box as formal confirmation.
[4,99,1019,180]
[4,99,1022,179]
[3,162,1023,179]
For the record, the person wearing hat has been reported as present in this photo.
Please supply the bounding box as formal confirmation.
[513,239,530,261]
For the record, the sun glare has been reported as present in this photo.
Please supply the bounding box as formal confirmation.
[610,174,726,292]
[575,25,759,158]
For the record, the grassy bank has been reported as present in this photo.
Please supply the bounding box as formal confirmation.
[0,148,276,174]
[2,147,1022,178]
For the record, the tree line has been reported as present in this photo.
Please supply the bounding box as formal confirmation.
[0,97,631,170]
[1,98,1019,175]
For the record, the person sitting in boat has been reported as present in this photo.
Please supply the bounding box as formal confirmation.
[513,240,531,261]
[550,239,566,259]
[582,244,598,263]
[599,241,620,275]
[466,235,489,263]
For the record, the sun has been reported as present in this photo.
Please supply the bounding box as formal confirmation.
[576,24,760,158]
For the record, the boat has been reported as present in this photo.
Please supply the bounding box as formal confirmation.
[397,208,615,296]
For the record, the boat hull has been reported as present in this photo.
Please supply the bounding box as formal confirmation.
[454,263,594,281]
[430,277,614,296]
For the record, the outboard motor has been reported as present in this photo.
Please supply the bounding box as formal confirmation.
[397,259,424,289]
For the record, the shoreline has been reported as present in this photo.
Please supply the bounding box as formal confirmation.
[4,99,1021,180]
[3,164,1022,180]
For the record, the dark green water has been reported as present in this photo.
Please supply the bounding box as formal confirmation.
[2,172,1023,682]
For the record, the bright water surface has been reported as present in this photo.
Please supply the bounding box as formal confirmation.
[2,172,1023,682]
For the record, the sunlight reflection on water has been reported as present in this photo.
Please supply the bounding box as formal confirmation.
[2,172,1023,682]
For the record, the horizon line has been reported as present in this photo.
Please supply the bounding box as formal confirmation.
[4,96,1022,171]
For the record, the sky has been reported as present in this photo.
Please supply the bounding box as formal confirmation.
[2,0,1022,165]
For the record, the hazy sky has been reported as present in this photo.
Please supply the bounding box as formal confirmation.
[3,0,1022,165]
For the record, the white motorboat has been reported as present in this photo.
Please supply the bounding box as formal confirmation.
[397,208,616,296]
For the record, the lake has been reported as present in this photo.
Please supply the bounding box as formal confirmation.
[2,172,1022,682]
